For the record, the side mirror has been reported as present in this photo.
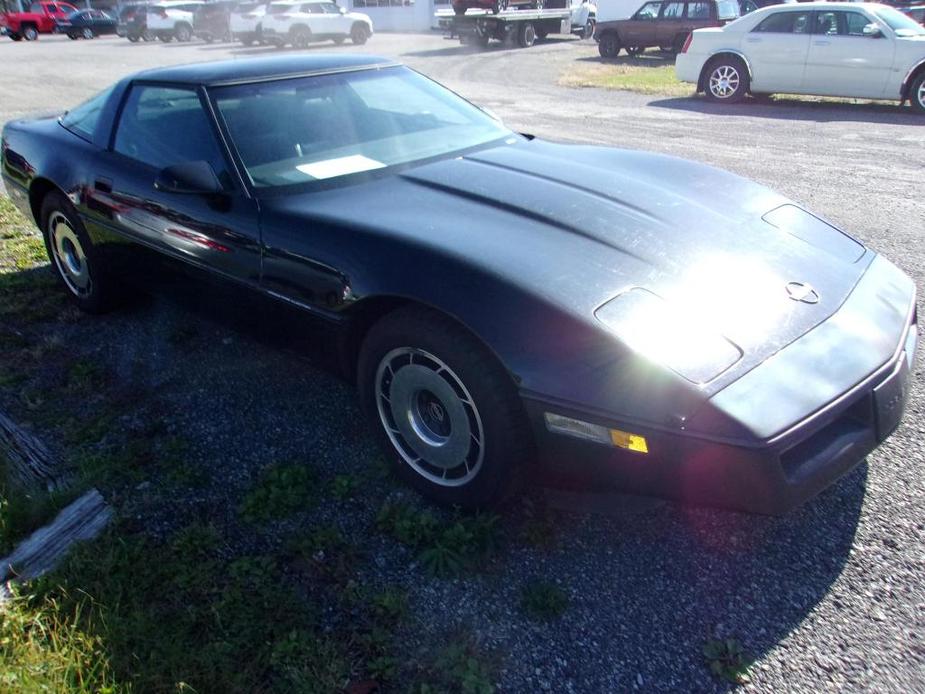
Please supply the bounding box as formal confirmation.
[862,23,882,38]
[154,161,223,195]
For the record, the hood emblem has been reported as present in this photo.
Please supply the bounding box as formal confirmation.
[785,281,820,304]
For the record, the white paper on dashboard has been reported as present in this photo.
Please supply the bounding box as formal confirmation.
[296,155,386,180]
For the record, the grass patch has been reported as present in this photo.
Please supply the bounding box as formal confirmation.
[377,501,501,578]
[409,635,498,694]
[559,55,692,96]
[520,580,569,621]
[703,637,753,685]
[240,463,316,522]
[0,457,78,557]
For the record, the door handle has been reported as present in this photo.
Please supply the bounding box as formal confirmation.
[94,177,112,194]
[813,40,830,46]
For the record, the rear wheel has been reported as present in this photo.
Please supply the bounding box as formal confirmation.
[127,32,140,42]
[910,72,925,114]
[597,31,620,58]
[142,28,154,40]
[40,191,117,314]
[10,33,23,41]
[175,22,192,41]
[517,21,535,47]
[22,24,38,40]
[350,22,369,44]
[358,307,531,508]
[703,55,749,103]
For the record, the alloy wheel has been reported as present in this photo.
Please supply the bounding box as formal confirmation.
[48,211,92,297]
[375,347,485,487]
[709,64,740,99]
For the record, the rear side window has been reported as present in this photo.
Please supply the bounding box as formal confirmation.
[60,85,114,143]
[113,85,229,184]
[663,2,683,19]
[753,11,810,33]
[715,0,738,20]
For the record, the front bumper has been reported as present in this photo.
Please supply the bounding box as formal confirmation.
[527,262,918,515]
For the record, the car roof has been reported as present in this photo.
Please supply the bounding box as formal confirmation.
[130,55,397,87]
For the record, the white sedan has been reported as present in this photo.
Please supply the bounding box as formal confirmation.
[675,2,925,112]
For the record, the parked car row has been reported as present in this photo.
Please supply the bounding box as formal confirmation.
[111,0,372,46]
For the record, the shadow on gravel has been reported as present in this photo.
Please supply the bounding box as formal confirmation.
[650,95,922,125]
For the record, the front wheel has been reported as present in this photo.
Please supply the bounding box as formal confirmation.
[41,191,117,314]
[68,31,79,39]
[597,32,620,58]
[290,25,311,48]
[910,72,925,114]
[518,21,536,48]
[358,307,531,508]
[82,27,94,39]
[350,22,369,45]
[703,56,749,103]
[22,25,38,40]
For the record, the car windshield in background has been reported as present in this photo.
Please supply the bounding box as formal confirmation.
[874,6,925,34]
[211,66,513,189]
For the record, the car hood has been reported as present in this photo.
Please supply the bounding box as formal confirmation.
[270,139,872,389]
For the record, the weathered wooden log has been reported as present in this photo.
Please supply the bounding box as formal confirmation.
[0,488,112,590]
[0,410,69,492]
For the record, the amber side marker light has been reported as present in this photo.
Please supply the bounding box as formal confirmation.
[544,413,649,454]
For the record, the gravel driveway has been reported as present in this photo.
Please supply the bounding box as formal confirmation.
[2,32,923,692]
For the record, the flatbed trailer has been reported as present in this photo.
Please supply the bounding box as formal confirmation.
[436,7,592,48]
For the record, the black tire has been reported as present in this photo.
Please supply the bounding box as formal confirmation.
[10,33,23,41]
[582,19,594,40]
[910,71,925,114]
[158,33,173,42]
[82,27,94,39]
[350,22,369,45]
[142,29,154,41]
[359,307,531,509]
[40,191,117,314]
[68,31,79,39]
[22,24,38,40]
[127,33,140,42]
[175,22,192,42]
[702,54,749,103]
[597,31,620,58]
[517,21,535,48]
[290,24,311,48]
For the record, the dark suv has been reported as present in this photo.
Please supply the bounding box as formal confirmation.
[595,0,739,57]
[193,0,236,42]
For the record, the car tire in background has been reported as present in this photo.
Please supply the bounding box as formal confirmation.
[22,24,38,40]
[910,72,925,114]
[68,30,79,39]
[158,33,172,41]
[175,22,192,41]
[290,24,311,48]
[9,32,23,40]
[358,306,531,509]
[40,191,117,315]
[597,31,620,58]
[518,21,536,47]
[702,54,749,103]
[127,32,140,41]
[582,19,595,40]
[350,22,369,45]
[142,28,154,40]
[82,27,94,39]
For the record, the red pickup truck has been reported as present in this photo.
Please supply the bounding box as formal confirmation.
[1,1,78,40]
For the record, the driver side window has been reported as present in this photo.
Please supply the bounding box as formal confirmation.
[634,2,661,20]
[113,85,230,184]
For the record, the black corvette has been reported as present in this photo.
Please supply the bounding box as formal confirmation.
[1,56,917,514]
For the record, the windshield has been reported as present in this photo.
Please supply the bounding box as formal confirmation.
[873,6,925,35]
[211,66,513,190]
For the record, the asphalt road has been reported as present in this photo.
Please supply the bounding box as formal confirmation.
[2,31,924,693]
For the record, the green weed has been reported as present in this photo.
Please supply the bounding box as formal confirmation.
[240,463,316,522]
[703,637,753,685]
[520,580,569,621]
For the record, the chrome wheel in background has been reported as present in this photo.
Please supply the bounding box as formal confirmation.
[709,65,740,99]
[375,347,484,487]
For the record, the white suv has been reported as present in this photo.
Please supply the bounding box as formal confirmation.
[147,1,204,42]
[230,1,268,45]
[260,0,372,48]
